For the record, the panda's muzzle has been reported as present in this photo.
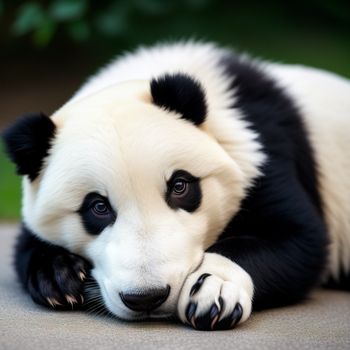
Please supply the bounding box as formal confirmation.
[119,285,171,312]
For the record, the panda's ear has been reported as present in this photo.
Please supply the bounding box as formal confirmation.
[2,112,56,181]
[150,73,207,126]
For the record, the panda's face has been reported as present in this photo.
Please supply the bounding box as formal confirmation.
[20,80,246,320]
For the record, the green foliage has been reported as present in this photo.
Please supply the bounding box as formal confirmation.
[7,0,215,47]
[10,0,88,46]
[12,3,46,35]
[3,0,349,54]
[0,145,21,220]
[49,0,87,21]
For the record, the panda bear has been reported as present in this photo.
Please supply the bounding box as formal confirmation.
[2,42,350,331]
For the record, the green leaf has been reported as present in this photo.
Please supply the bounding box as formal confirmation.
[12,2,45,36]
[32,19,56,47]
[67,20,90,42]
[0,147,21,220]
[49,0,88,21]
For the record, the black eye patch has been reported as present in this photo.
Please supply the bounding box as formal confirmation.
[166,170,202,212]
[78,192,117,235]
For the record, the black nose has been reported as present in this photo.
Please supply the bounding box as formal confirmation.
[120,285,171,312]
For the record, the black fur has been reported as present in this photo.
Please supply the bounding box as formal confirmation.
[78,192,117,235]
[150,73,207,125]
[324,269,350,291]
[2,112,56,181]
[207,55,329,310]
[166,170,202,212]
[223,55,323,214]
[15,225,92,310]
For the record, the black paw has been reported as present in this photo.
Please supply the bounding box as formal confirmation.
[26,250,92,310]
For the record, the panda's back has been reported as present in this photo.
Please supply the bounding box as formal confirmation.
[268,64,350,281]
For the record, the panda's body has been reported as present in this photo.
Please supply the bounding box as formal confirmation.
[3,42,350,330]
[71,43,350,284]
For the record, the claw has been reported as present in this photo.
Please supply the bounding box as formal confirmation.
[65,294,78,307]
[189,273,211,297]
[185,302,197,325]
[230,303,243,328]
[78,271,86,281]
[190,315,197,329]
[210,304,220,330]
[46,297,62,308]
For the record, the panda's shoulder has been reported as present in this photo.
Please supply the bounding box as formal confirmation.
[217,54,324,216]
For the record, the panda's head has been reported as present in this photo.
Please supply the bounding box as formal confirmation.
[3,74,254,320]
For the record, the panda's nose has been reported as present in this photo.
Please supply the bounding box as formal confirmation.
[119,285,171,312]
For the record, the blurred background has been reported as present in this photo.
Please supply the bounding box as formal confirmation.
[0,0,349,221]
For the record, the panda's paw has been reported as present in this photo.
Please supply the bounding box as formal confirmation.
[177,253,253,331]
[27,251,91,310]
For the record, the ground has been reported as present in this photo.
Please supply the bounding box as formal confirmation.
[1,223,349,349]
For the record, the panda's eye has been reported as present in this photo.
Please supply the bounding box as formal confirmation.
[166,170,201,212]
[172,180,188,196]
[92,201,109,217]
[78,193,116,235]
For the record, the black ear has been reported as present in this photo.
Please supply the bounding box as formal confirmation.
[2,112,56,181]
[150,73,207,126]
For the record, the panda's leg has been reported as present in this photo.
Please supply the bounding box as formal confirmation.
[177,180,328,330]
[15,225,92,310]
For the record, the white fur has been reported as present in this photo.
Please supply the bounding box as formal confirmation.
[268,64,350,279]
[70,42,266,193]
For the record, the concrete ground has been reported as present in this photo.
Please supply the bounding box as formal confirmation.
[1,223,350,350]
